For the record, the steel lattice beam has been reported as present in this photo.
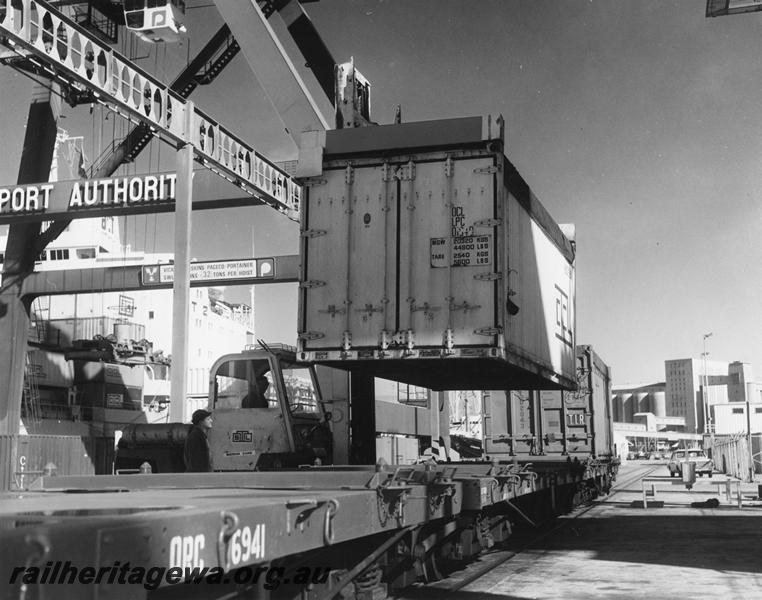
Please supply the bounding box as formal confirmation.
[0,0,301,220]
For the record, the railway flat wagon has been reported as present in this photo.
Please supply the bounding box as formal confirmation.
[298,116,577,391]
[1,458,617,600]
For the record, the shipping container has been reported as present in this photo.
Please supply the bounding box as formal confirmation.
[0,434,95,490]
[26,348,74,388]
[713,403,762,435]
[298,117,576,391]
[375,435,421,465]
[75,361,145,387]
[483,345,613,459]
[73,361,145,410]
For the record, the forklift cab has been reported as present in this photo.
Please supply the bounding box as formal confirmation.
[209,345,332,470]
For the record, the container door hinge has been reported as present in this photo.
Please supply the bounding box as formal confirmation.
[345,165,354,184]
[474,272,501,281]
[474,166,499,175]
[381,163,393,182]
[474,327,501,336]
[318,304,346,317]
[300,280,326,288]
[341,331,352,352]
[392,329,415,356]
[301,228,327,238]
[379,329,392,351]
[444,156,455,178]
[474,218,502,228]
[298,331,325,341]
[396,161,416,181]
[443,328,455,354]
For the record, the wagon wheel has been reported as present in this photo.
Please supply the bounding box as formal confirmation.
[421,552,443,583]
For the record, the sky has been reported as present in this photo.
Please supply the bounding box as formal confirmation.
[1,0,761,385]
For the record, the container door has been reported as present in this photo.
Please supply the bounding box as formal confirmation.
[346,165,398,348]
[512,390,542,456]
[563,389,593,455]
[300,164,396,350]
[588,353,613,457]
[540,390,565,454]
[399,155,497,348]
[482,390,509,456]
[483,390,539,456]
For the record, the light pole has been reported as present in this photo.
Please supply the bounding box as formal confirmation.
[746,382,755,482]
[702,332,712,436]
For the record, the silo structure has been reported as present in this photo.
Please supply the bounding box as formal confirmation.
[612,395,622,421]
[652,391,666,417]
[621,394,634,422]
[635,392,649,414]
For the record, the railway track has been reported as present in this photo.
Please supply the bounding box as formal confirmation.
[393,463,659,598]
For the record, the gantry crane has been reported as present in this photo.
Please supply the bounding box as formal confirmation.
[0,0,369,433]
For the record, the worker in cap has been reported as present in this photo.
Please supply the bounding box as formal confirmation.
[184,409,213,472]
[242,373,270,408]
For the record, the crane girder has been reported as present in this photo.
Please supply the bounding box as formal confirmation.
[213,0,329,151]
[0,0,302,221]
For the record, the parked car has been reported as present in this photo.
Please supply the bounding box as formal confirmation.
[667,449,714,478]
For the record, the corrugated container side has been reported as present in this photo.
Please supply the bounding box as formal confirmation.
[188,366,210,397]
[89,437,116,475]
[0,435,95,490]
[376,436,421,465]
[0,435,12,492]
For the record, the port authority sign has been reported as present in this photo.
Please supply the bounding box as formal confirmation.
[141,259,275,286]
[0,170,266,224]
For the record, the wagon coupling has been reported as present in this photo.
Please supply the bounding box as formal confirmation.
[216,510,240,570]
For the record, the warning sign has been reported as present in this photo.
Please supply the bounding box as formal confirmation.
[141,258,275,286]
[430,234,492,267]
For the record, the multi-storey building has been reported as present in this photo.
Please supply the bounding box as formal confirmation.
[665,358,735,434]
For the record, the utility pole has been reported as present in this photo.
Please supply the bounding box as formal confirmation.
[168,102,195,424]
[746,382,756,482]
[702,332,712,436]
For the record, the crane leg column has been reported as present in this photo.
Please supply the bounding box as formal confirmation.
[0,81,60,435]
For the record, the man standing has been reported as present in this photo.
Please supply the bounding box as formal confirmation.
[184,409,213,472]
